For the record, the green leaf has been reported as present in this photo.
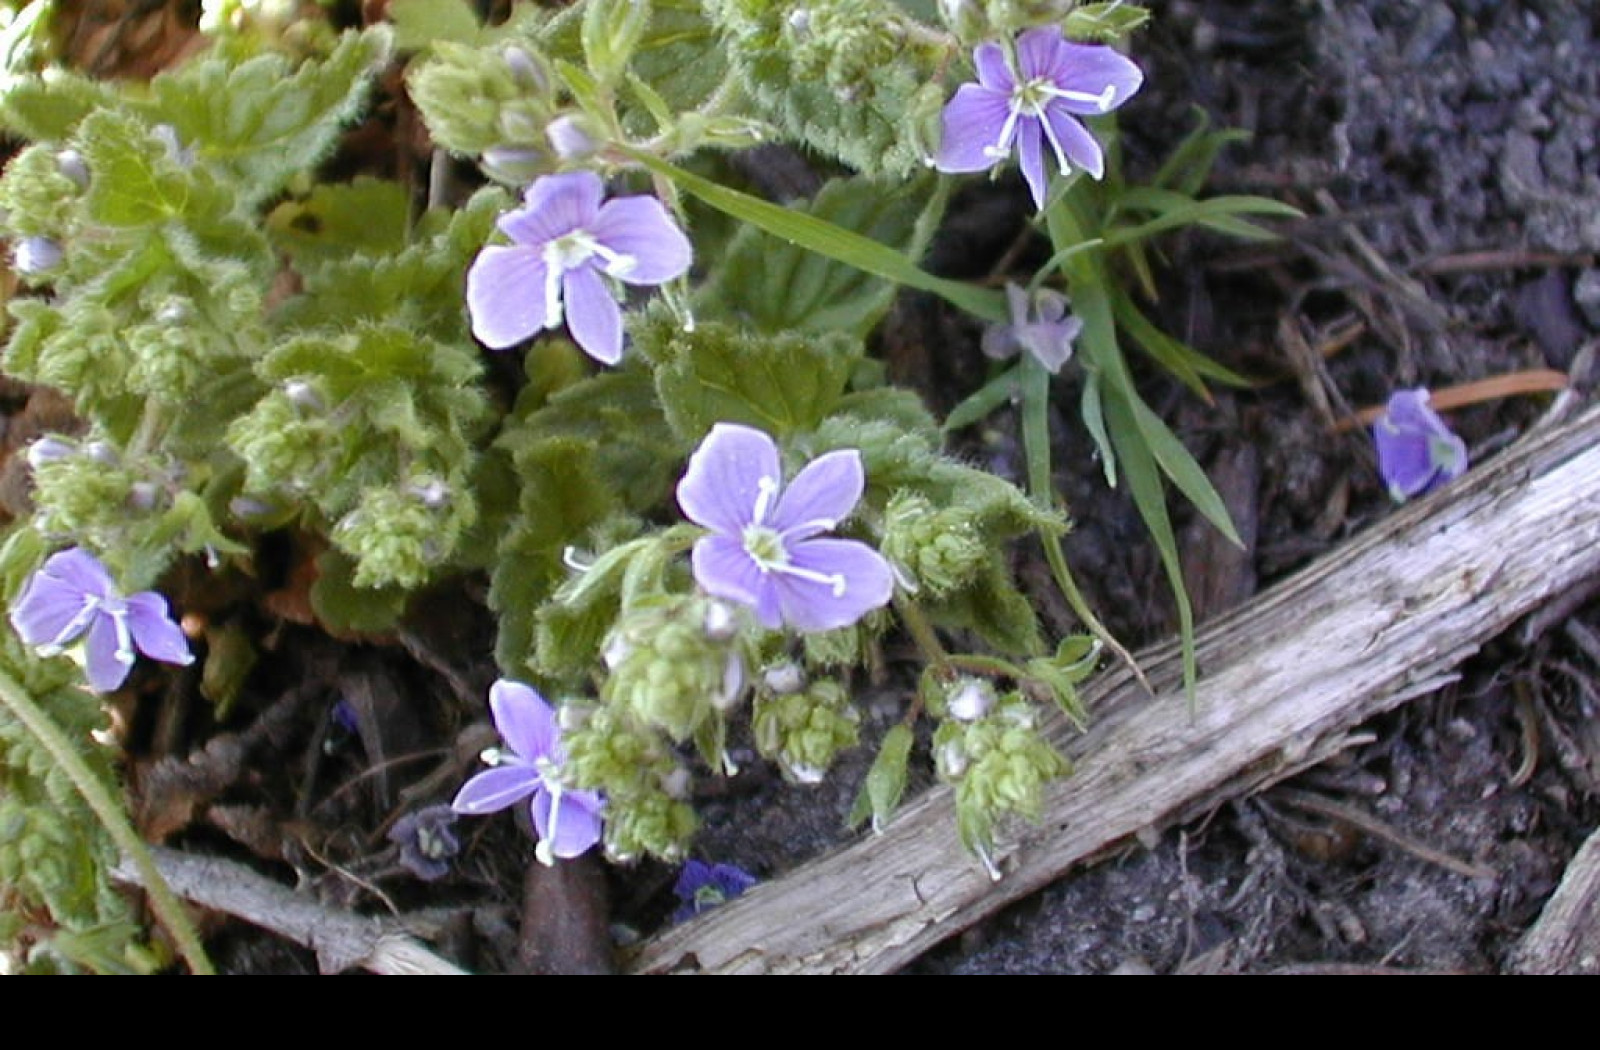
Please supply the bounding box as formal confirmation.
[389,0,484,50]
[1104,189,1301,250]
[1112,293,1252,395]
[699,173,932,337]
[1151,108,1252,196]
[309,548,409,633]
[1063,2,1153,41]
[138,29,389,206]
[0,71,112,141]
[846,723,913,833]
[624,149,1008,322]
[1080,369,1117,488]
[77,109,229,228]
[942,365,1020,433]
[265,176,412,264]
[634,314,862,441]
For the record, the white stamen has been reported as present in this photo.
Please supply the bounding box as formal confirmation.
[1035,108,1074,176]
[38,596,100,656]
[537,784,564,867]
[767,560,847,597]
[984,103,1023,160]
[1039,83,1118,112]
[562,546,593,572]
[588,241,636,279]
[540,244,565,328]
[108,605,135,668]
[751,476,779,525]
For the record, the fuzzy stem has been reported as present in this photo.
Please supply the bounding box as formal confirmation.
[0,667,215,975]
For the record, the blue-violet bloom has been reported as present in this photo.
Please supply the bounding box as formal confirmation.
[983,282,1083,373]
[677,423,895,633]
[466,170,691,365]
[9,547,193,692]
[1372,388,1469,501]
[387,804,462,882]
[672,859,758,923]
[934,27,1144,210]
[451,679,605,865]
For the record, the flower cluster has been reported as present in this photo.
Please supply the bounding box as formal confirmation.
[451,679,605,865]
[9,547,193,692]
[1372,388,1469,501]
[934,26,1144,210]
[677,424,894,633]
[466,171,691,365]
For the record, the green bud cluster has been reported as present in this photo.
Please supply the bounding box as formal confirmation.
[933,692,1068,854]
[0,144,87,238]
[753,677,861,784]
[333,481,471,590]
[601,595,745,743]
[880,491,986,598]
[29,441,154,546]
[407,41,558,159]
[563,705,697,862]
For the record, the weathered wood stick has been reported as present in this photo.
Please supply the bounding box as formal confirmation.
[1509,825,1600,974]
[631,404,1600,974]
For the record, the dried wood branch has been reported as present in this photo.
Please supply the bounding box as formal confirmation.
[631,404,1600,974]
[1509,827,1600,974]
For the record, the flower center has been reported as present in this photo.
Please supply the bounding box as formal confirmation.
[986,76,1120,177]
[741,524,847,597]
[540,230,639,327]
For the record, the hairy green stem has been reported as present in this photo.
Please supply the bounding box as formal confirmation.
[0,667,215,975]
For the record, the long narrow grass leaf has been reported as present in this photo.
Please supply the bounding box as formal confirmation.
[943,365,1021,433]
[625,150,1008,322]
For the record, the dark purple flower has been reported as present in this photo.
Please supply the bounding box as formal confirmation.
[9,547,193,692]
[451,679,605,864]
[934,27,1143,210]
[677,424,895,633]
[1372,388,1469,501]
[672,859,758,922]
[465,171,691,365]
[387,804,461,881]
[982,282,1082,373]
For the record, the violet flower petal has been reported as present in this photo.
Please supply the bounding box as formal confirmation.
[1372,388,1468,500]
[776,538,894,633]
[589,197,693,285]
[562,264,624,365]
[489,679,558,763]
[503,170,604,244]
[692,534,775,624]
[1015,118,1050,210]
[972,41,1013,91]
[10,572,94,650]
[451,764,543,815]
[771,449,864,540]
[83,612,134,693]
[1042,107,1105,179]
[677,423,782,535]
[935,84,1013,173]
[466,245,551,350]
[124,592,193,666]
[532,786,605,858]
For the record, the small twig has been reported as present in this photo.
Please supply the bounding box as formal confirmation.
[1509,680,1541,789]
[1414,249,1595,276]
[113,846,468,975]
[1332,370,1570,432]
[1274,788,1496,882]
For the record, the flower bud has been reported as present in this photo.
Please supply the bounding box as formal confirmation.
[503,46,549,93]
[762,662,805,695]
[946,678,995,721]
[546,114,597,161]
[25,436,77,470]
[13,235,61,276]
[55,149,89,189]
[480,144,547,187]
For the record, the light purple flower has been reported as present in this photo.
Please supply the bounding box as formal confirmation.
[451,679,605,864]
[677,423,895,633]
[672,859,758,922]
[1372,388,1469,501]
[934,27,1144,210]
[465,171,691,365]
[9,547,193,692]
[982,282,1083,373]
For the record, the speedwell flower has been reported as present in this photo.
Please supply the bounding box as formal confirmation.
[1372,388,1469,501]
[934,27,1144,210]
[982,282,1083,373]
[672,859,758,923]
[452,679,605,864]
[9,547,193,692]
[466,170,691,365]
[677,423,894,633]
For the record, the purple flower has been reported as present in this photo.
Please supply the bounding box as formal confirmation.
[9,547,193,692]
[451,679,605,864]
[982,282,1083,373]
[934,27,1144,210]
[387,804,461,881]
[672,859,758,922]
[465,171,691,365]
[677,424,895,633]
[1372,388,1469,501]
